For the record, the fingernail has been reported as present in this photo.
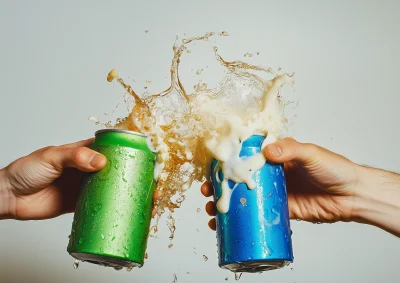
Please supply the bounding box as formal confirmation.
[267,144,283,157]
[89,153,106,168]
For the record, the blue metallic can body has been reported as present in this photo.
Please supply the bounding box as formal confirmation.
[211,135,293,272]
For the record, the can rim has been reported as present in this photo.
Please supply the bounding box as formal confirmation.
[95,128,147,137]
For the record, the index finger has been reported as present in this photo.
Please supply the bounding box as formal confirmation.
[201,182,213,197]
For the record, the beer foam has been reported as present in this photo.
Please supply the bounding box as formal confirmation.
[106,32,293,234]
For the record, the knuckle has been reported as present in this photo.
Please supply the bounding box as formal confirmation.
[39,146,56,159]
[72,147,88,162]
[283,137,296,143]
[304,143,321,155]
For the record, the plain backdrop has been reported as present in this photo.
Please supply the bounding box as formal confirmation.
[0,1,399,283]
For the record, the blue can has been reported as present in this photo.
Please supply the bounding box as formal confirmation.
[211,135,293,273]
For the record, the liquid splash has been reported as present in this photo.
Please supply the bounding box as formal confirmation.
[172,273,178,283]
[104,32,294,239]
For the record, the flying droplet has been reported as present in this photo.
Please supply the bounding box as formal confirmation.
[107,68,119,82]
[235,273,242,281]
[203,255,208,261]
[73,260,79,269]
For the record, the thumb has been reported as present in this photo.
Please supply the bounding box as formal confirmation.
[43,144,107,172]
[263,137,319,165]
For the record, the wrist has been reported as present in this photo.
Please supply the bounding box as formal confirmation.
[352,165,400,236]
[0,167,14,219]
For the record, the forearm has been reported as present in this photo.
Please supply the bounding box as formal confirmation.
[0,168,12,220]
[353,165,400,237]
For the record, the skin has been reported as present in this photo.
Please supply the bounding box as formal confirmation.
[0,138,107,220]
[1,137,399,238]
[202,138,400,237]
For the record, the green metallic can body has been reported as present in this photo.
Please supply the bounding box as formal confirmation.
[67,129,156,269]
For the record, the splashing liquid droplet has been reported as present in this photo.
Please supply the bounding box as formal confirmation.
[105,32,295,233]
[235,273,242,280]
[203,255,208,261]
[126,266,134,272]
[172,273,178,283]
[225,277,229,281]
[73,260,79,269]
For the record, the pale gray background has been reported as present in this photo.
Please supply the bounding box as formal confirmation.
[0,0,399,282]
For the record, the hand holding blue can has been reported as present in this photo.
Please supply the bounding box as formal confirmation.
[209,135,293,273]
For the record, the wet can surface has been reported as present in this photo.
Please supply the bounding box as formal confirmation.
[67,129,156,269]
[211,135,293,273]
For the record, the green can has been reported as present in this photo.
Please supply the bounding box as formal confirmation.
[67,129,156,269]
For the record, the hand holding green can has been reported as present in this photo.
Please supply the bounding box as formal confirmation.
[67,129,156,269]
